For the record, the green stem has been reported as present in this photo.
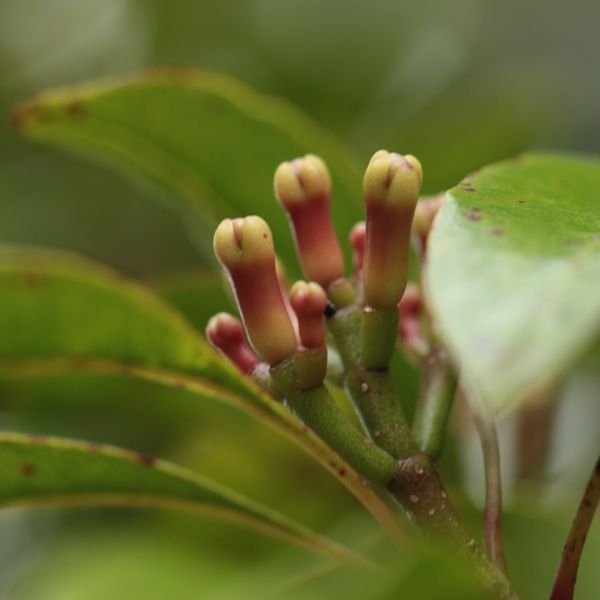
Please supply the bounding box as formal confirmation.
[325,309,514,597]
[473,410,508,574]
[326,304,361,367]
[271,352,515,599]
[412,347,457,459]
[361,306,398,370]
[345,366,415,459]
[270,355,397,487]
[550,456,600,600]
[327,305,413,460]
[387,452,516,599]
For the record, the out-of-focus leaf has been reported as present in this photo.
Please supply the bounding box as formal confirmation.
[150,269,233,332]
[0,247,403,533]
[0,246,239,390]
[0,432,361,563]
[14,68,363,272]
[426,153,600,414]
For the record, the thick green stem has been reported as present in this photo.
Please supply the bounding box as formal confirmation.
[361,306,398,370]
[270,355,397,487]
[412,347,457,459]
[327,305,413,460]
[345,367,415,459]
[550,456,599,600]
[388,453,516,599]
[326,305,361,368]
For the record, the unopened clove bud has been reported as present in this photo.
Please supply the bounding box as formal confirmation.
[363,150,422,309]
[349,221,366,273]
[289,280,328,349]
[206,312,260,374]
[214,216,298,365]
[274,154,345,287]
[397,283,428,358]
[412,193,446,254]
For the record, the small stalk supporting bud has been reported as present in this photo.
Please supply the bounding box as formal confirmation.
[274,154,345,288]
[205,312,260,375]
[269,355,398,486]
[214,216,298,366]
[290,281,327,349]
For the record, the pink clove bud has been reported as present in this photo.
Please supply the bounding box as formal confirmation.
[214,216,298,365]
[398,283,428,358]
[289,280,328,349]
[412,193,446,255]
[349,221,366,273]
[274,154,345,287]
[206,312,260,374]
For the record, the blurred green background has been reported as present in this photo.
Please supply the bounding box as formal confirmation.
[0,1,599,598]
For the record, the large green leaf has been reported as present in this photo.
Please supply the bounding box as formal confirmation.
[426,153,600,414]
[0,247,402,533]
[0,432,361,564]
[14,68,363,272]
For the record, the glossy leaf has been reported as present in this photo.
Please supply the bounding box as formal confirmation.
[0,247,403,534]
[426,153,600,414]
[0,432,361,563]
[14,69,363,272]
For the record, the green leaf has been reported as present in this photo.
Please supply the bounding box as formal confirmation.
[0,245,238,390]
[426,153,600,414]
[150,268,233,332]
[14,68,363,272]
[0,246,403,534]
[0,432,361,564]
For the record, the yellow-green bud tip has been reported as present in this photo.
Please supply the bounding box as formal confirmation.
[274,154,331,207]
[363,149,422,206]
[214,216,274,269]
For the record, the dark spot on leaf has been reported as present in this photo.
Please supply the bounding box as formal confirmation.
[517,200,526,204]
[466,213,482,222]
[490,228,507,236]
[67,101,86,117]
[20,272,47,289]
[136,453,156,467]
[21,462,37,477]
[262,233,267,239]
[338,468,346,477]
[472,207,481,212]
